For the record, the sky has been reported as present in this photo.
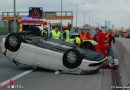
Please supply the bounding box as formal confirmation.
[0,0,130,28]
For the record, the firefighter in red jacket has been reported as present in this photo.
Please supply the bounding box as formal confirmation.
[95,28,109,57]
[86,30,93,40]
[105,29,115,56]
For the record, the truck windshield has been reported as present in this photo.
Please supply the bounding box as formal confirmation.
[22,24,41,31]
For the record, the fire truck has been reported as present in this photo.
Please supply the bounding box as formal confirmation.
[18,19,52,37]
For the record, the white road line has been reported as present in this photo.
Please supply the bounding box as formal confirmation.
[0,70,33,87]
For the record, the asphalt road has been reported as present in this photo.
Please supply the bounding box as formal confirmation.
[0,35,112,90]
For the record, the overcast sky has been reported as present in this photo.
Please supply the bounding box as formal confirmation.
[0,0,130,28]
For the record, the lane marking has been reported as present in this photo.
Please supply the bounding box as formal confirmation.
[0,70,33,87]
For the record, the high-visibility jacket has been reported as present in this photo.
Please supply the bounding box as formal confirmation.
[86,32,93,40]
[96,31,108,57]
[85,40,97,45]
[74,37,81,46]
[80,32,87,40]
[63,30,70,42]
[105,33,115,45]
[69,39,74,44]
[69,37,81,46]
[82,40,100,53]
[105,33,110,42]
[51,30,61,39]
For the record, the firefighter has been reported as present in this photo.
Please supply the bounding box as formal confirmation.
[105,29,115,56]
[105,29,116,67]
[95,28,109,57]
[86,29,93,40]
[98,29,117,69]
[62,26,70,42]
[74,37,81,46]
[68,35,81,46]
[50,26,61,39]
[62,25,81,46]
[80,29,87,41]
[106,29,115,52]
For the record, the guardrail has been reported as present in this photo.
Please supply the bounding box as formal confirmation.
[112,38,130,87]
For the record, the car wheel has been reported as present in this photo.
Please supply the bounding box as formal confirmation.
[63,49,83,69]
[5,33,22,52]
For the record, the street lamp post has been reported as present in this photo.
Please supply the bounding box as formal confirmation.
[83,12,86,25]
[61,0,63,32]
[76,5,78,28]
[13,0,16,32]
[14,0,16,16]
[70,2,86,28]
[89,16,91,25]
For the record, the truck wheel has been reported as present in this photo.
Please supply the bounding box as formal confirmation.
[63,49,83,69]
[5,33,22,52]
[42,29,48,37]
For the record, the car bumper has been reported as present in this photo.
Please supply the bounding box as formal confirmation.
[78,57,107,71]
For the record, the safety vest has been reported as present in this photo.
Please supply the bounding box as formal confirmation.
[83,40,97,45]
[86,32,93,40]
[69,39,74,44]
[80,32,86,40]
[64,30,70,42]
[105,33,110,41]
[51,30,61,39]
[69,37,81,46]
[82,40,100,53]
[74,37,81,46]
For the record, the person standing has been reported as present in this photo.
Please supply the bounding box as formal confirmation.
[86,30,93,40]
[80,29,87,41]
[105,29,116,67]
[50,26,61,39]
[62,26,70,42]
[95,28,108,57]
[62,26,81,46]
[106,29,115,56]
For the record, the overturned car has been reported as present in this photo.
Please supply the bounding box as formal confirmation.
[1,32,107,74]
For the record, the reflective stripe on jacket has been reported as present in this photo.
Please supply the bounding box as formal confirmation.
[86,40,97,45]
[82,40,100,53]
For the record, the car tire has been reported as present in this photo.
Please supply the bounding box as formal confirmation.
[63,49,83,69]
[5,33,22,52]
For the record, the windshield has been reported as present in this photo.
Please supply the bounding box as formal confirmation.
[22,24,41,31]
